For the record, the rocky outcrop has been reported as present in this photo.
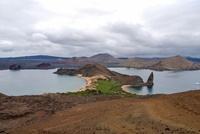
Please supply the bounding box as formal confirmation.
[9,64,21,70]
[146,72,154,87]
[56,68,77,75]
[55,63,153,87]
[36,63,51,68]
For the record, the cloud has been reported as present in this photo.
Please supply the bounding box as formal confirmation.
[31,33,48,42]
[0,40,15,52]
[44,28,105,47]
[0,0,200,57]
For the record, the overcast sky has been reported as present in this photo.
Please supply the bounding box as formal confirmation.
[0,0,200,58]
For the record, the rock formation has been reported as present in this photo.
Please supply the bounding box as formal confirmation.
[9,64,21,70]
[146,72,154,87]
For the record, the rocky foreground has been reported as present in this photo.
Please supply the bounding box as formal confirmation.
[0,90,200,134]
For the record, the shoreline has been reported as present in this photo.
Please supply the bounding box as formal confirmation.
[121,85,134,94]
[76,74,91,91]
[77,74,135,94]
[76,74,108,92]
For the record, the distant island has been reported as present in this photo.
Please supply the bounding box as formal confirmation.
[0,53,200,71]
[121,55,200,71]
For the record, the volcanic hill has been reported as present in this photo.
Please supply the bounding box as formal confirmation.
[147,55,200,71]
[121,55,200,71]
[86,53,122,66]
[120,58,158,68]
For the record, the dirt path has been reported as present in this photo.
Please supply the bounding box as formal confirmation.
[4,90,199,134]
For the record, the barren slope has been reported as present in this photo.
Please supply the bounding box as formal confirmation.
[1,90,199,134]
[121,58,159,68]
[87,53,121,64]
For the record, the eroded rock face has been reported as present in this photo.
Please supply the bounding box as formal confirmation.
[112,75,144,86]
[146,72,154,87]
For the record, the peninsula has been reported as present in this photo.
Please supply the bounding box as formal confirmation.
[54,63,154,93]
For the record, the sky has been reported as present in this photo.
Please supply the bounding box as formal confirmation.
[0,0,200,58]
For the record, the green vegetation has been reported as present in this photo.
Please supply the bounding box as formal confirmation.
[95,79,123,94]
[66,89,102,95]
[66,79,136,97]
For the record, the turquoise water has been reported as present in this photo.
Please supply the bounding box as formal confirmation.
[0,69,86,96]
[109,68,200,95]
[1,68,200,96]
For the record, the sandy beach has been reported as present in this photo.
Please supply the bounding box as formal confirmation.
[76,74,91,91]
[77,74,108,91]
[121,85,133,94]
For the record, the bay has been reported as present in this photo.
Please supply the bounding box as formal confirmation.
[0,69,86,96]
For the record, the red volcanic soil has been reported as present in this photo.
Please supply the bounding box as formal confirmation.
[0,90,200,134]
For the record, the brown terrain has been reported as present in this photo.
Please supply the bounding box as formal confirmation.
[120,58,158,68]
[121,55,200,71]
[86,53,121,65]
[0,90,200,134]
